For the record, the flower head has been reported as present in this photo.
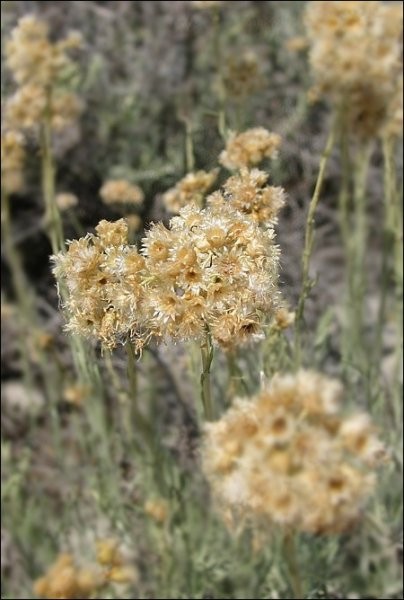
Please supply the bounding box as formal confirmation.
[162,169,218,214]
[202,370,386,535]
[100,179,144,206]
[219,128,282,170]
[305,1,403,139]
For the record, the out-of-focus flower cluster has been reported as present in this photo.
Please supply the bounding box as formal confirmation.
[34,539,137,599]
[202,370,386,535]
[4,15,83,134]
[162,169,218,214]
[305,0,403,140]
[223,51,263,99]
[53,199,281,351]
[1,129,26,193]
[220,128,282,170]
[100,179,144,207]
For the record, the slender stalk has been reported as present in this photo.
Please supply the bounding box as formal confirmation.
[184,118,195,173]
[347,143,372,365]
[40,91,64,255]
[126,342,154,443]
[200,328,214,420]
[380,137,403,423]
[212,5,226,139]
[294,119,337,365]
[283,531,304,600]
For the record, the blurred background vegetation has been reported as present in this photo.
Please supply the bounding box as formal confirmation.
[1,2,402,599]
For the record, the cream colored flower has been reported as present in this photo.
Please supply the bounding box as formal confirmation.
[202,370,386,535]
[220,128,282,170]
[162,169,218,214]
[305,1,403,139]
[100,179,144,206]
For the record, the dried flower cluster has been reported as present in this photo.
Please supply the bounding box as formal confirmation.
[100,179,144,206]
[56,192,79,211]
[162,169,218,214]
[220,128,282,170]
[34,540,137,599]
[52,219,148,350]
[1,129,26,193]
[202,370,386,535]
[5,15,82,134]
[305,1,403,139]
[208,168,285,226]
[33,553,104,600]
[143,202,280,349]
[223,51,263,99]
[53,200,281,351]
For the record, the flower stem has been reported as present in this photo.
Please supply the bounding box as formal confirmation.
[294,118,337,365]
[212,5,226,139]
[40,91,64,255]
[200,329,214,420]
[283,531,304,599]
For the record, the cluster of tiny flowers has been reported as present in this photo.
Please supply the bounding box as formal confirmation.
[305,1,403,139]
[33,553,104,600]
[1,129,26,193]
[219,128,282,170]
[208,168,285,226]
[56,192,79,211]
[162,169,218,214]
[202,370,386,535]
[52,219,148,351]
[34,540,136,599]
[223,51,263,99]
[142,202,280,349]
[100,179,144,206]
[54,201,281,351]
[5,15,83,134]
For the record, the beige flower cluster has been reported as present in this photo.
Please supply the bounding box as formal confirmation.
[162,169,218,214]
[1,129,26,193]
[53,219,148,350]
[208,168,285,226]
[202,370,386,535]
[143,202,280,349]
[220,128,282,170]
[305,1,403,139]
[100,179,144,206]
[56,192,79,211]
[34,539,137,599]
[5,15,82,133]
[54,201,281,351]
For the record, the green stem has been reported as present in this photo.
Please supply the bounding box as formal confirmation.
[126,342,154,444]
[212,6,226,139]
[40,92,64,255]
[200,329,214,420]
[294,118,337,365]
[184,118,195,173]
[348,143,372,364]
[283,531,304,599]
